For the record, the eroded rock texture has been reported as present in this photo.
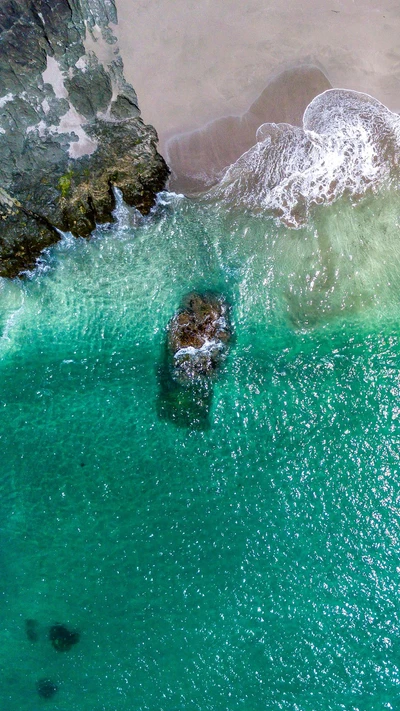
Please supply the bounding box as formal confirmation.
[0,0,169,276]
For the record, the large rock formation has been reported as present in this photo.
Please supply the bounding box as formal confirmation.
[0,0,169,277]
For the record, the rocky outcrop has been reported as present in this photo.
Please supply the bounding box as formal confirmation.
[158,293,232,429]
[168,292,231,381]
[0,0,169,277]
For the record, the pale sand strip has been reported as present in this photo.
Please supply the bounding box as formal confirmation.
[114,0,400,187]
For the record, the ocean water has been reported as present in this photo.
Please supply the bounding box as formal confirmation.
[2,90,400,710]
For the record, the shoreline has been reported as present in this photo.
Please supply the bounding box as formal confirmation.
[164,64,331,193]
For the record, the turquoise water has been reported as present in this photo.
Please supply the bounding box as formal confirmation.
[1,191,400,710]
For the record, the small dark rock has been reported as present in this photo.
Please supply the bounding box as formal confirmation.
[25,618,39,642]
[37,678,58,699]
[168,292,232,381]
[49,624,80,652]
[157,292,232,428]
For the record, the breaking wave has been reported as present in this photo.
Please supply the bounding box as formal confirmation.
[211,89,400,226]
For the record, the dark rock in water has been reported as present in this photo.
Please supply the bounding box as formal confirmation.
[157,292,232,428]
[25,618,39,642]
[0,0,169,277]
[49,624,80,652]
[37,678,58,699]
[168,293,231,381]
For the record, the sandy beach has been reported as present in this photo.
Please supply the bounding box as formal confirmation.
[114,0,400,188]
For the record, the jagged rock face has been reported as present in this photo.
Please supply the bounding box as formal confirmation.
[0,0,169,277]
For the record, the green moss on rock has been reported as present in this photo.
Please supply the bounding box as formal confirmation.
[58,171,73,199]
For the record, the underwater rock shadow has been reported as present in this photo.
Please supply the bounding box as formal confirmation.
[25,618,39,642]
[37,678,58,699]
[157,345,214,430]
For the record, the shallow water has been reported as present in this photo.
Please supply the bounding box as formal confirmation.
[1,187,400,710]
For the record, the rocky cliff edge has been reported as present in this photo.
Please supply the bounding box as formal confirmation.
[0,0,169,277]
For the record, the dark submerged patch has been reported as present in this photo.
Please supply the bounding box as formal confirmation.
[49,624,80,652]
[37,678,58,699]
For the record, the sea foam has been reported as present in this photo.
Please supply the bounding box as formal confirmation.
[211,89,400,226]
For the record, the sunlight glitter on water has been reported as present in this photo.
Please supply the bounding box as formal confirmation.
[1,180,400,710]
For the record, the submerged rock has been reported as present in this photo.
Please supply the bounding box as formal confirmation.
[157,359,214,429]
[25,618,39,642]
[37,679,58,699]
[0,0,169,277]
[49,624,80,652]
[157,292,232,428]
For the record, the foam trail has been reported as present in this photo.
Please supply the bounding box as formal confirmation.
[0,278,25,356]
[111,187,143,231]
[211,89,400,226]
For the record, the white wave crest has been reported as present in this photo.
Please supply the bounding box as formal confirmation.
[212,89,400,226]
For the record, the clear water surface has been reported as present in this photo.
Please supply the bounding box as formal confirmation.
[1,189,400,711]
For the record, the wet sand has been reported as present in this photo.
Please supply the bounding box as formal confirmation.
[114,0,400,188]
[165,66,331,192]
